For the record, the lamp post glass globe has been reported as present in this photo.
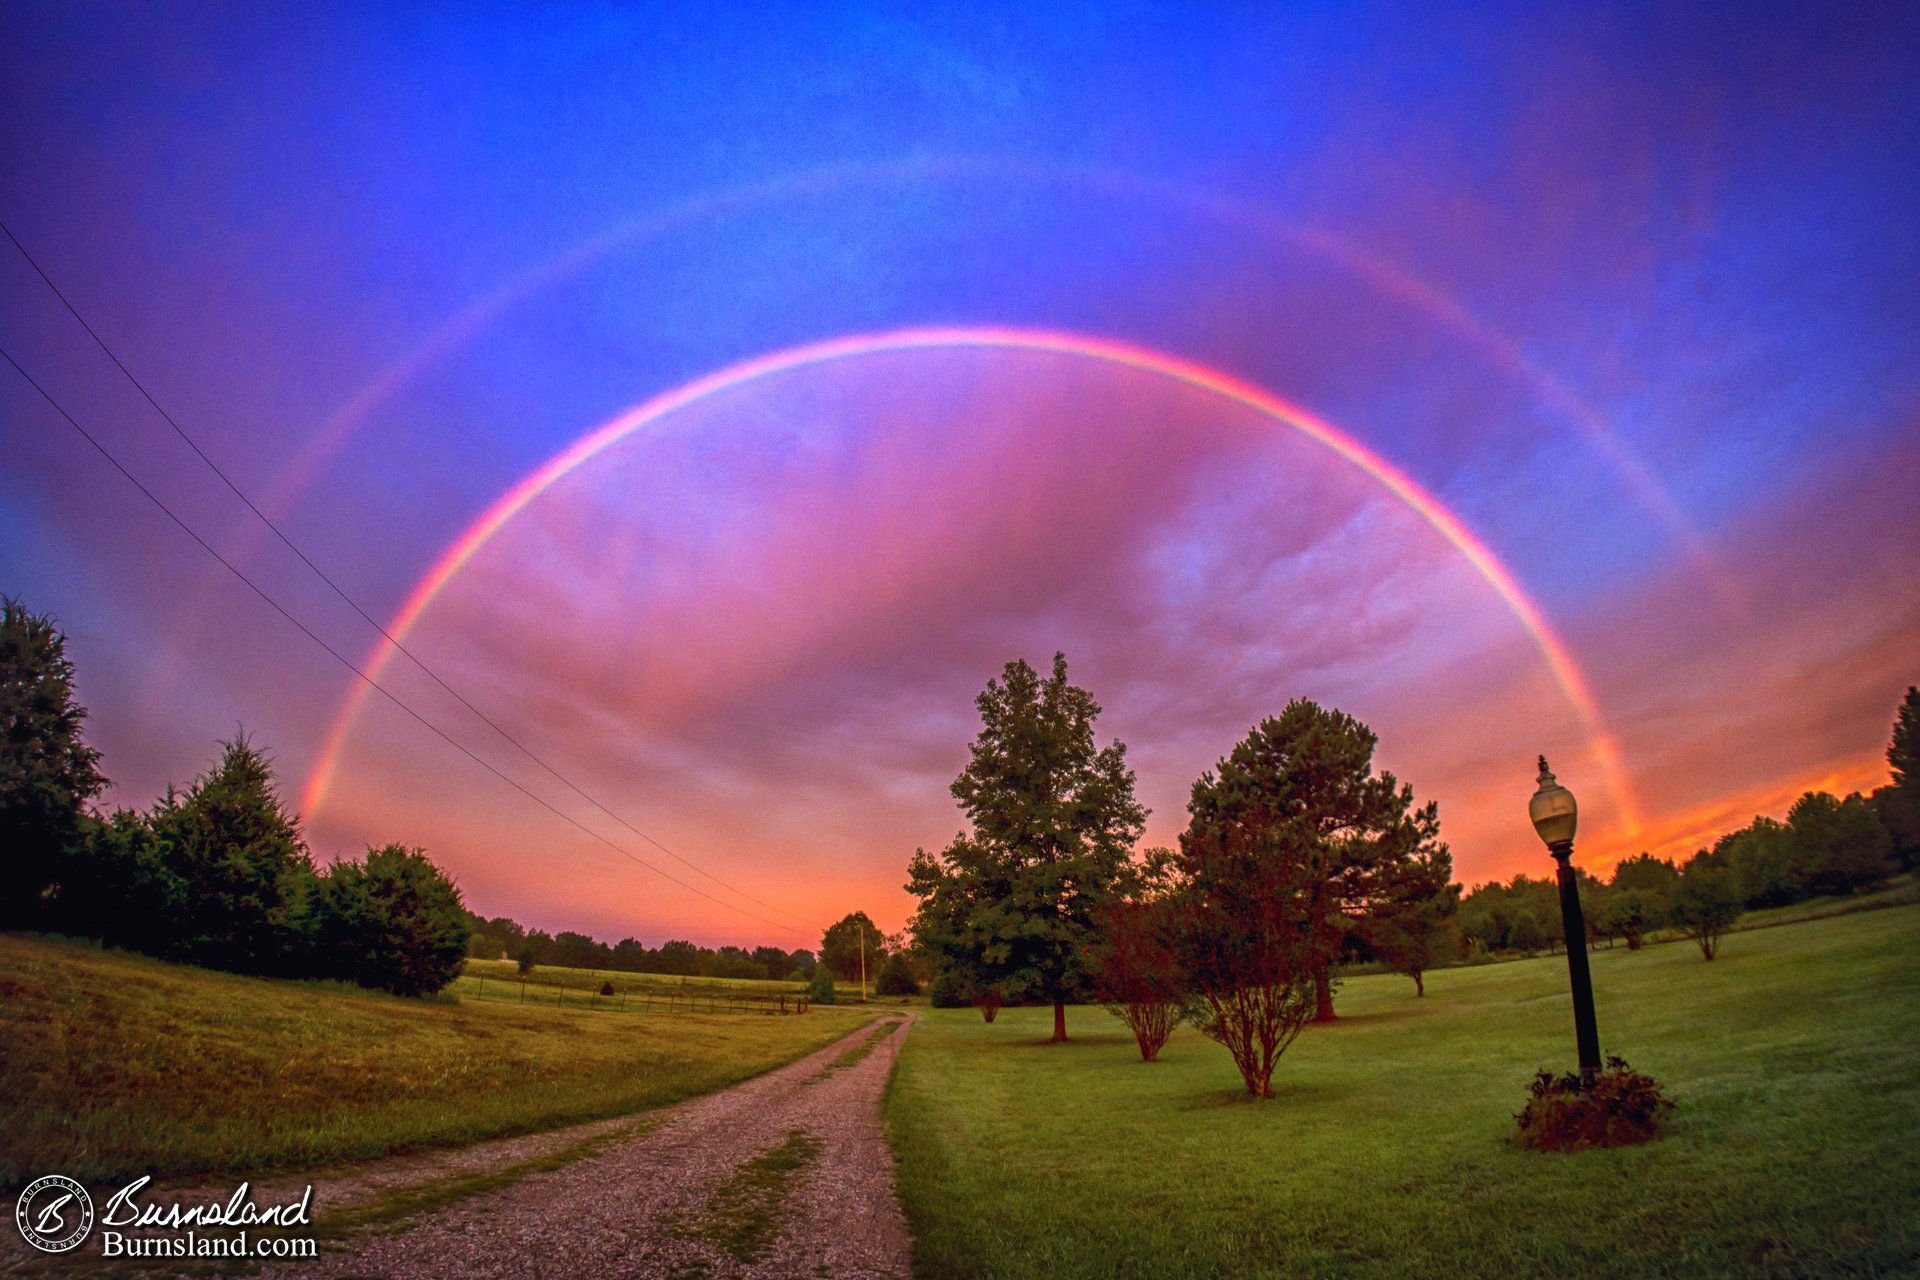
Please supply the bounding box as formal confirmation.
[1530,755,1578,848]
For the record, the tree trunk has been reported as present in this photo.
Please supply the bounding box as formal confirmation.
[1051,1001,1068,1043]
[1312,964,1337,1022]
[1413,970,1425,997]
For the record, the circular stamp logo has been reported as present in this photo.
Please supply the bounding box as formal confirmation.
[15,1175,93,1253]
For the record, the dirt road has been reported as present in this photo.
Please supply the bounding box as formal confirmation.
[259,1013,914,1279]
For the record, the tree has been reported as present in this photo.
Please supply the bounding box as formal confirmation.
[751,945,791,980]
[1609,853,1678,896]
[1712,818,1803,908]
[808,965,837,1005]
[1171,794,1318,1097]
[1362,882,1459,994]
[1,598,107,927]
[1091,852,1188,1060]
[821,911,886,986]
[1181,701,1449,1021]
[1671,861,1742,960]
[876,952,921,996]
[311,845,471,996]
[517,947,537,977]
[1786,791,1896,896]
[905,654,1146,1042]
[1601,888,1667,950]
[149,735,314,974]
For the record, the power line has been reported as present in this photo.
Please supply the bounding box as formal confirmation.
[0,344,815,944]
[1,220,821,934]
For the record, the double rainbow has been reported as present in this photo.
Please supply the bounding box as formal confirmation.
[300,327,1640,837]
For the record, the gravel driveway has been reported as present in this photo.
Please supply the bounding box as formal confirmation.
[257,1012,915,1279]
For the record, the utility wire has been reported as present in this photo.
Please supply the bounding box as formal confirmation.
[1,220,821,933]
[0,344,814,944]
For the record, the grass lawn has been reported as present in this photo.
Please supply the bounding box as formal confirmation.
[886,905,1920,1279]
[0,934,870,1188]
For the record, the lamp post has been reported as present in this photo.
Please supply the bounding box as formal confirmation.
[1530,756,1602,1086]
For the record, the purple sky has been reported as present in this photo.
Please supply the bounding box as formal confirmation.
[3,4,1916,948]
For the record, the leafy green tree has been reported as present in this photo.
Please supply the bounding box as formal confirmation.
[1786,791,1895,895]
[906,654,1146,1042]
[1601,888,1668,950]
[312,844,471,996]
[751,945,791,980]
[821,911,886,984]
[150,735,314,973]
[1609,853,1678,896]
[517,947,537,977]
[1092,850,1189,1060]
[1362,883,1459,994]
[1509,910,1546,954]
[1671,860,1742,960]
[1181,701,1449,1020]
[1,598,107,926]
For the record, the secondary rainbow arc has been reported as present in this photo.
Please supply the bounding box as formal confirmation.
[301,326,1642,843]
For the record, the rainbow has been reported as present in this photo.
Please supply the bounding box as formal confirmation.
[301,327,1642,837]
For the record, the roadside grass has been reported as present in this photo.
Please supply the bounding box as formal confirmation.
[0,934,869,1188]
[886,904,1920,1279]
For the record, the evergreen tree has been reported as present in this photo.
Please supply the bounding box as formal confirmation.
[312,844,471,996]
[151,735,314,973]
[1875,686,1920,866]
[0,599,107,926]
[906,653,1145,1042]
[1181,700,1450,1020]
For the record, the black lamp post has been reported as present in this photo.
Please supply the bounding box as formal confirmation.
[1530,756,1602,1086]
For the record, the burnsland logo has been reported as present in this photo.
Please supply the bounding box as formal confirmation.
[15,1175,94,1253]
[14,1175,319,1261]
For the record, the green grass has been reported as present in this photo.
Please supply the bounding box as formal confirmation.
[886,905,1920,1279]
[667,1128,824,1268]
[461,957,808,999]
[0,934,870,1188]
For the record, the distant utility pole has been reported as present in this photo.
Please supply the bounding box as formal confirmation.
[859,919,868,1003]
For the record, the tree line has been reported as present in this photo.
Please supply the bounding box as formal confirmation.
[907,654,1456,1097]
[468,914,819,982]
[1461,687,1918,961]
[3,598,470,995]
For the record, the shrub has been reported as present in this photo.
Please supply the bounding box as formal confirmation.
[1513,1056,1674,1151]
[310,844,471,997]
[598,979,615,996]
[808,966,837,1005]
[928,969,969,1008]
[876,953,921,996]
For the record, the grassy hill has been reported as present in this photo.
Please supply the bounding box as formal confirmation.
[886,903,1920,1279]
[0,935,867,1187]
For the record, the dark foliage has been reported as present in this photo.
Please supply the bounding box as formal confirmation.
[1,598,107,927]
[876,952,921,996]
[1181,700,1451,1023]
[310,844,471,996]
[928,968,970,1008]
[906,653,1145,1042]
[1092,853,1189,1061]
[1513,1056,1674,1151]
[808,965,837,1005]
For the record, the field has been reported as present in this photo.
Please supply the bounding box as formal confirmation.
[0,935,870,1187]
[459,957,809,1000]
[885,905,1920,1279]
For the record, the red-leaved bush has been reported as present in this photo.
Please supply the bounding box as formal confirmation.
[1513,1056,1674,1151]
